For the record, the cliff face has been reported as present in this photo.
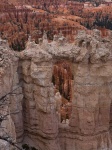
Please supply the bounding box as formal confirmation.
[0,30,112,150]
[0,38,23,149]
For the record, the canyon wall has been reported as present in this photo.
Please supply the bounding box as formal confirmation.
[0,38,23,149]
[0,30,112,150]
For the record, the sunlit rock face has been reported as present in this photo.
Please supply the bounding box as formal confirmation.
[1,30,112,150]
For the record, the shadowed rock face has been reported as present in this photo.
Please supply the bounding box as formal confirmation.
[0,30,112,150]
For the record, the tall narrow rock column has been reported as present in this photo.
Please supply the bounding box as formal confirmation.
[31,60,60,150]
[22,58,61,150]
[68,63,112,150]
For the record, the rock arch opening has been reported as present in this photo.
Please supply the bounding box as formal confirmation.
[52,60,74,124]
[79,40,84,47]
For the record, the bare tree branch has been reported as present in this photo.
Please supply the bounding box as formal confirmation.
[0,135,22,150]
[0,85,23,150]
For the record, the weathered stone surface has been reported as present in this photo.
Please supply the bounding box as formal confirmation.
[1,30,112,150]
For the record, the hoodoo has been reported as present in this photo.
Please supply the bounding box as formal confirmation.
[0,29,112,149]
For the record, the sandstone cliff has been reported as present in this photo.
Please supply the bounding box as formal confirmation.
[0,29,112,150]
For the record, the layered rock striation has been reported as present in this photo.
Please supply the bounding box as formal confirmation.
[0,29,112,150]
